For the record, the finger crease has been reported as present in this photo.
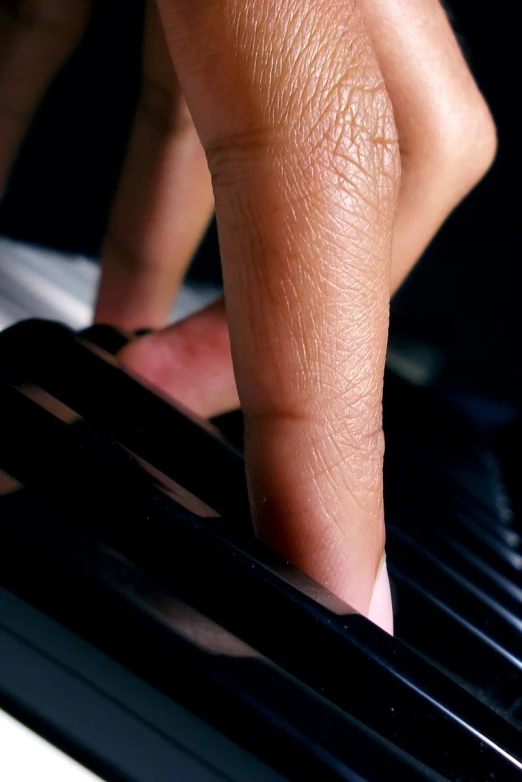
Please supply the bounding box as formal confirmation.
[138,74,190,137]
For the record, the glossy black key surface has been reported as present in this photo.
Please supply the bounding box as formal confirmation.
[392,510,522,620]
[0,490,441,782]
[383,370,522,730]
[0,319,251,524]
[387,524,522,655]
[0,379,521,781]
[388,558,522,724]
[2,319,522,781]
[80,323,131,354]
[494,419,522,536]
[383,373,522,578]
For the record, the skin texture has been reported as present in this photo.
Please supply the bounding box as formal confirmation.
[152,0,399,619]
[96,1,214,328]
[0,0,496,631]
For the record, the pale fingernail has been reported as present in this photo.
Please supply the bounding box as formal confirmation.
[368,555,394,635]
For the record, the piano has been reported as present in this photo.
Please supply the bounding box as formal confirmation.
[0,318,520,781]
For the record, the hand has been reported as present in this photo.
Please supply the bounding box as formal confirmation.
[0,0,496,630]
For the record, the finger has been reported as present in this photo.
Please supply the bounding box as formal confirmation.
[119,298,238,418]
[123,0,498,426]
[157,0,400,620]
[95,0,213,331]
[0,0,90,193]
[121,301,395,631]
[120,294,390,631]
[362,0,496,290]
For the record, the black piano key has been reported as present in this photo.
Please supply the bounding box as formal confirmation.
[0,491,443,782]
[383,371,518,538]
[388,562,522,725]
[81,325,247,455]
[398,447,517,537]
[481,449,516,527]
[391,514,522,622]
[387,498,522,585]
[0,382,521,781]
[494,420,522,536]
[387,524,522,645]
[79,324,132,355]
[397,473,519,551]
[0,319,251,524]
[384,446,521,554]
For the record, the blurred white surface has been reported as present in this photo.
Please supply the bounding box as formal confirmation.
[0,709,102,781]
[0,237,440,388]
[0,237,220,332]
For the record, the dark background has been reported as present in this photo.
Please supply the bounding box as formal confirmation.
[0,0,518,407]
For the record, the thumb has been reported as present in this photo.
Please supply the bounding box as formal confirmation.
[119,299,239,419]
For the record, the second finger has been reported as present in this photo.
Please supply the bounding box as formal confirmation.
[362,0,496,289]
[95,0,213,332]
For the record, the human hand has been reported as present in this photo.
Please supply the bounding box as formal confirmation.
[0,0,496,630]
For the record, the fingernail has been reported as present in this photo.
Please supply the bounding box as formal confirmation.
[368,554,393,635]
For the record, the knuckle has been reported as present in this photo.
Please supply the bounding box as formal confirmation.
[418,92,497,192]
[459,98,498,182]
[104,231,172,277]
[103,232,144,274]
[203,1,401,195]
[103,229,173,278]
[204,126,279,190]
[245,407,385,525]
[245,356,385,448]
[280,6,401,190]
[138,75,191,137]
[305,79,400,200]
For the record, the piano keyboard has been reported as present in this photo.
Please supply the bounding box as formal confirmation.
[383,371,522,731]
[0,319,520,781]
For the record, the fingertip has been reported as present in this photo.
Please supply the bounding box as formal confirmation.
[368,559,394,635]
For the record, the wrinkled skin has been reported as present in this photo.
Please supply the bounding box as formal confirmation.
[0,0,496,630]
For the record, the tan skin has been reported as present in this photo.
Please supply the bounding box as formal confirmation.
[0,0,496,631]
